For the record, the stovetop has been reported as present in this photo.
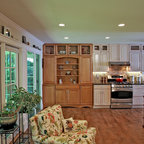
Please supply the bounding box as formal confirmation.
[111,82,133,88]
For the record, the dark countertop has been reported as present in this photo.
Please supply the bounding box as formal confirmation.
[132,83,144,85]
[93,83,111,85]
[93,83,144,85]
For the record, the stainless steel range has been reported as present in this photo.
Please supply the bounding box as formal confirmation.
[108,75,133,109]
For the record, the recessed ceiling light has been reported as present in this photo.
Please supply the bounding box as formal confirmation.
[59,23,65,27]
[64,37,69,39]
[118,23,125,27]
[105,37,110,39]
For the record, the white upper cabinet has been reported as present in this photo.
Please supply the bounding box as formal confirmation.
[110,44,120,61]
[141,46,144,72]
[130,45,141,71]
[120,44,130,61]
[100,50,109,71]
[93,50,100,72]
[93,45,109,72]
[110,44,130,62]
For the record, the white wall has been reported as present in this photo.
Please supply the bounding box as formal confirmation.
[0,12,44,110]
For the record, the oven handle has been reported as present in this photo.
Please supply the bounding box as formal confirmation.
[112,89,133,92]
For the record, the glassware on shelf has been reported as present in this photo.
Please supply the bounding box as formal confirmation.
[73,80,76,84]
[69,45,78,55]
[59,78,63,84]
[65,61,69,64]
[57,46,66,55]
[59,65,63,69]
[66,71,71,75]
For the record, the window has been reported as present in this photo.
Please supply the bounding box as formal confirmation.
[36,54,41,95]
[5,51,18,103]
[27,52,35,93]
[27,52,41,95]
[27,52,41,112]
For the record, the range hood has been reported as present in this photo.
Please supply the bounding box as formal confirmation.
[109,62,130,66]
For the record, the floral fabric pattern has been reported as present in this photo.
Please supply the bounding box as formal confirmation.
[30,105,96,144]
[62,118,73,132]
[62,119,88,133]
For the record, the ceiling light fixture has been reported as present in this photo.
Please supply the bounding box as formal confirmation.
[59,23,65,27]
[118,23,125,27]
[64,37,69,39]
[105,37,110,39]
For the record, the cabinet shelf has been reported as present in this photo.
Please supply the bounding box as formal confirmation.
[57,75,79,76]
[57,69,79,71]
[57,63,78,65]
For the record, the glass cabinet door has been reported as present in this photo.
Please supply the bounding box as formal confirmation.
[80,45,92,55]
[44,45,55,55]
[57,45,67,55]
[68,45,79,55]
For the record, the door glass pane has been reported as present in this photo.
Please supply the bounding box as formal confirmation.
[5,51,18,103]
[11,52,16,67]
[28,76,34,86]
[11,84,16,94]
[36,54,41,112]
[28,87,33,93]
[5,85,11,103]
[11,68,16,83]
[5,68,11,84]
[27,67,34,76]
[36,54,40,95]
[5,51,10,67]
[27,52,34,67]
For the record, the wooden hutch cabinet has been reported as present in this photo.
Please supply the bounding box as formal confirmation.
[43,43,93,108]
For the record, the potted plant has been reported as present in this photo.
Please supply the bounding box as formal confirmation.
[0,86,23,129]
[0,86,41,130]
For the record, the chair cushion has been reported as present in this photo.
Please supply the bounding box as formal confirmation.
[37,105,63,136]
[62,118,88,133]
[67,127,96,144]
[62,117,73,133]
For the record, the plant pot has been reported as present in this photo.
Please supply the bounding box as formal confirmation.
[0,114,17,130]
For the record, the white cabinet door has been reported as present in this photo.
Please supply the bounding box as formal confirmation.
[94,85,111,106]
[94,89,101,105]
[133,97,143,105]
[141,52,144,72]
[110,44,120,61]
[130,51,141,71]
[120,44,130,61]
[100,51,109,71]
[93,51,100,72]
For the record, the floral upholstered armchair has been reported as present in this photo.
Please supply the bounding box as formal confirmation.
[30,105,96,144]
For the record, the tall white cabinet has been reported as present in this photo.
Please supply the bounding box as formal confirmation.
[141,46,144,71]
[93,45,109,72]
[130,46,141,71]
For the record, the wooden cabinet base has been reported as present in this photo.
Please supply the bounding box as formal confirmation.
[43,85,55,108]
[61,104,92,108]
[93,105,110,108]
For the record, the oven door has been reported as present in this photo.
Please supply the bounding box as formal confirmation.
[111,91,132,99]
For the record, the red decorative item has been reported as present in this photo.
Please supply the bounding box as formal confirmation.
[116,78,123,82]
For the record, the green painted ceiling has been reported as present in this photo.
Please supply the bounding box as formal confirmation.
[0,0,144,43]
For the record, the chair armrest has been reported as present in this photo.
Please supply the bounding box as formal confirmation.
[72,120,88,131]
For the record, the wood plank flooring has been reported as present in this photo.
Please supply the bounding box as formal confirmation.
[62,108,144,144]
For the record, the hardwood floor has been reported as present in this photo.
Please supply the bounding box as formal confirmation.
[62,108,144,144]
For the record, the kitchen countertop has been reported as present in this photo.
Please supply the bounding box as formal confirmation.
[93,83,144,85]
[93,83,111,85]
